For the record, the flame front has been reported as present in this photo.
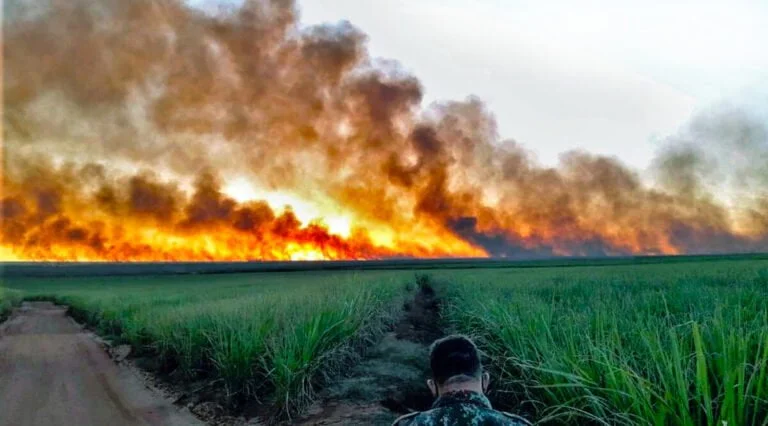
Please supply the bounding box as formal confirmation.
[2,0,767,261]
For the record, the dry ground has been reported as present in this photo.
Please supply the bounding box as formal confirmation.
[0,302,202,426]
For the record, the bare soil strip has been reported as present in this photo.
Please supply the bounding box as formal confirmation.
[0,302,202,426]
[294,280,443,425]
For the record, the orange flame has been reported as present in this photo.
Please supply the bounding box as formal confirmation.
[2,0,766,261]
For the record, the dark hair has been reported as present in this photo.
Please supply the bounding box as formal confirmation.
[429,335,482,385]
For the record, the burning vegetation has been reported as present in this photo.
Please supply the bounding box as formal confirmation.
[3,0,768,261]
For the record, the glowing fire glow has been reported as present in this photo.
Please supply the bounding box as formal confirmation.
[2,0,767,261]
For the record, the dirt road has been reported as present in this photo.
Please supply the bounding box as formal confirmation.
[0,302,202,426]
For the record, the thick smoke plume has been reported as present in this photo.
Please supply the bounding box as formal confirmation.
[3,0,767,260]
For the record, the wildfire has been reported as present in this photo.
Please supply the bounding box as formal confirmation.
[0,166,484,260]
[2,0,767,261]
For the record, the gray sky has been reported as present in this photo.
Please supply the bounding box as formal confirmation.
[299,0,768,169]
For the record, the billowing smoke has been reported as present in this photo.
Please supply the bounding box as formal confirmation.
[3,0,767,260]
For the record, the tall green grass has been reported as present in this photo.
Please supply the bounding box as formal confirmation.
[6,259,768,424]
[0,286,23,322]
[6,271,408,419]
[442,262,768,425]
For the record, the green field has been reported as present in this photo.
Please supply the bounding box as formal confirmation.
[2,257,768,425]
[438,262,768,425]
[0,286,23,322]
[2,271,412,418]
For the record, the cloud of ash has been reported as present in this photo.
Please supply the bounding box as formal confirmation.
[3,0,767,260]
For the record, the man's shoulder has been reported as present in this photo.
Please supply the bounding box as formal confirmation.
[481,409,533,425]
[391,407,532,425]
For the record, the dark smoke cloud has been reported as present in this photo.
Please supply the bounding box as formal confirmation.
[2,0,767,260]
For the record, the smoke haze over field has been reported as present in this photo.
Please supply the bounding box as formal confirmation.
[2,0,768,261]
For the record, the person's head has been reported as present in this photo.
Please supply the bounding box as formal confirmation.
[426,335,490,397]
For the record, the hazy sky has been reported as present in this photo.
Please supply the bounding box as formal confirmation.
[298,0,768,168]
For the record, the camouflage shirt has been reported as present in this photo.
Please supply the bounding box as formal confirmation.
[392,390,531,426]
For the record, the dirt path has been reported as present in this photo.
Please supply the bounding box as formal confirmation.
[0,302,202,426]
